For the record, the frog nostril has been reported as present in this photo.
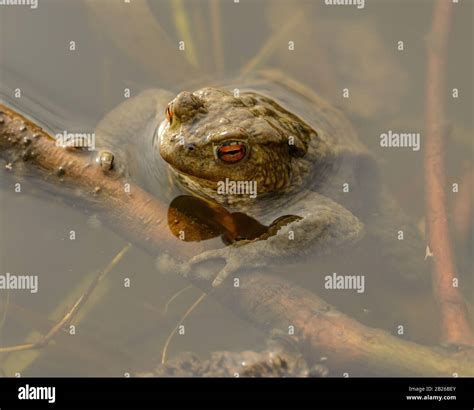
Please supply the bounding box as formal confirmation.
[186,143,196,152]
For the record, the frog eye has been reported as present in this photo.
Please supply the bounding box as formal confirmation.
[165,104,173,125]
[216,141,247,164]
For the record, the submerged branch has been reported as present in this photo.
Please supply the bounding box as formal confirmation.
[0,104,473,375]
[0,103,204,260]
[424,0,473,346]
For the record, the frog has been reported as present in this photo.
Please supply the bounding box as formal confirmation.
[93,71,427,288]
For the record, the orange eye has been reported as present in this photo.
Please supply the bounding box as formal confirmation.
[216,141,247,164]
[165,105,173,124]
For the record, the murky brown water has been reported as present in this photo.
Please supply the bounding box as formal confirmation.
[0,0,472,376]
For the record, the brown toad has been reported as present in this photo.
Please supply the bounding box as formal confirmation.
[94,73,426,287]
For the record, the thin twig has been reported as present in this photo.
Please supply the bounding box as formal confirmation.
[161,292,206,364]
[424,0,474,346]
[210,0,224,75]
[240,11,303,76]
[171,0,200,68]
[0,290,10,339]
[0,244,131,354]
[163,285,193,316]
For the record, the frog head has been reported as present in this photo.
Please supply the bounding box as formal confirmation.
[157,87,315,198]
